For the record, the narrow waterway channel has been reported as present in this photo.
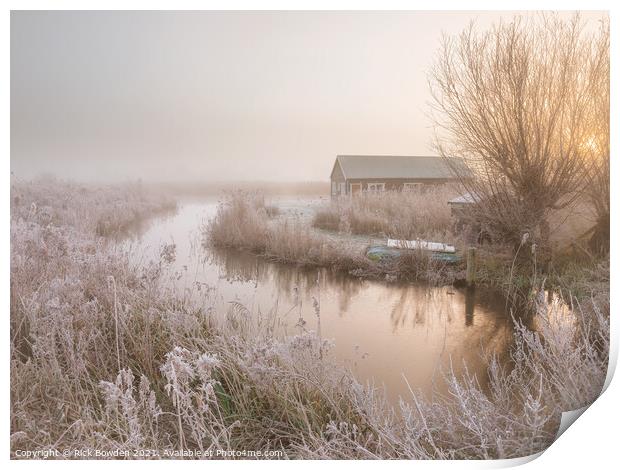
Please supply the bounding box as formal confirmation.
[121,198,515,403]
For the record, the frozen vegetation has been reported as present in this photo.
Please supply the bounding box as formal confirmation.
[11,177,177,236]
[312,186,457,242]
[10,180,609,459]
[207,192,461,284]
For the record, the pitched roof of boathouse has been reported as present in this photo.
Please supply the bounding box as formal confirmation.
[333,155,467,180]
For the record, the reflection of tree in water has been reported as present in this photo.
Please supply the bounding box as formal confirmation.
[389,285,458,332]
[269,265,366,314]
[206,246,365,309]
[321,273,365,314]
[460,288,515,385]
[207,245,513,347]
[205,246,268,285]
[388,285,514,363]
[208,244,513,332]
[271,266,317,301]
[204,243,526,397]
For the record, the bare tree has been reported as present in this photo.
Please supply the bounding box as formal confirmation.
[581,19,610,254]
[429,14,608,254]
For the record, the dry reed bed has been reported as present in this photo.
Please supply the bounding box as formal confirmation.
[312,186,458,242]
[207,192,459,284]
[11,182,609,459]
[11,177,177,237]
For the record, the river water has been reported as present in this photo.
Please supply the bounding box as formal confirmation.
[122,197,515,403]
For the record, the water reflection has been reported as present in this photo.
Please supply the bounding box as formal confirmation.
[123,200,516,403]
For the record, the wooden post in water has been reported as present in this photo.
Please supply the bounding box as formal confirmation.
[466,246,477,288]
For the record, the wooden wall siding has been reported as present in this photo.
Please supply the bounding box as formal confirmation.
[330,160,345,182]
[329,159,454,196]
[346,178,452,191]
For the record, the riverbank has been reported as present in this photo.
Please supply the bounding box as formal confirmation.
[11,177,178,237]
[207,192,608,306]
[207,192,465,285]
[11,181,609,459]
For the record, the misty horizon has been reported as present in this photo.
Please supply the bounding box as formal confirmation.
[11,10,605,183]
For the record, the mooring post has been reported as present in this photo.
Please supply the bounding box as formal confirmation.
[466,246,477,288]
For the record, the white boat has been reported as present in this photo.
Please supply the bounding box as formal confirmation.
[387,238,456,254]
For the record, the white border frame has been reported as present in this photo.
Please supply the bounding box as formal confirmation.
[3,2,618,469]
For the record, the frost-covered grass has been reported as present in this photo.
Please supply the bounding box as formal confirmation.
[207,192,458,283]
[312,186,457,242]
[11,181,609,459]
[11,177,177,237]
[208,192,364,268]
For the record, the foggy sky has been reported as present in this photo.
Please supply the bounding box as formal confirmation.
[10,10,605,182]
